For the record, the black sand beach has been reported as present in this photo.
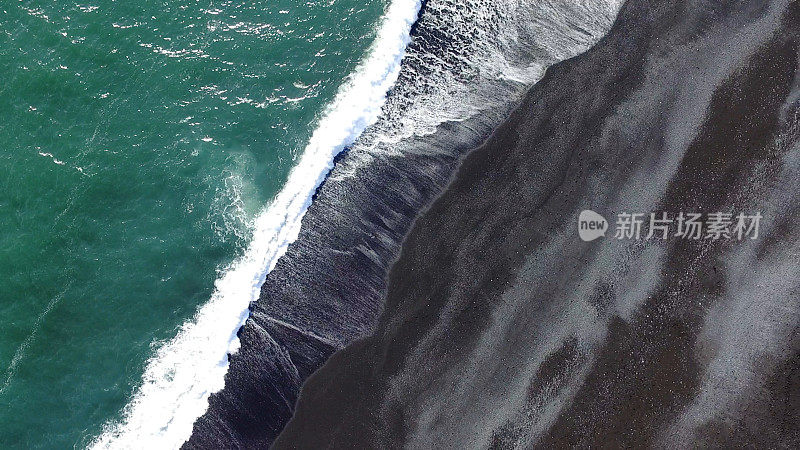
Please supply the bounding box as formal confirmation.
[275,0,800,447]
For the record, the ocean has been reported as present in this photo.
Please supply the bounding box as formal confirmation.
[0,1,386,447]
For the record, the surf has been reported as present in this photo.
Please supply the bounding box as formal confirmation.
[90,1,422,448]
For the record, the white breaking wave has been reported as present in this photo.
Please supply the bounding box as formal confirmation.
[335,0,624,178]
[90,1,422,448]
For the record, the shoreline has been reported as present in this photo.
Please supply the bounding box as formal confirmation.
[184,0,623,446]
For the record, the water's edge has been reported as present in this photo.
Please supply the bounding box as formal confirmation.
[185,1,623,447]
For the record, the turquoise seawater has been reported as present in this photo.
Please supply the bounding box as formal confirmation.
[0,1,385,447]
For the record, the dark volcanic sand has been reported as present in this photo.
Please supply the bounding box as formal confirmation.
[275,0,800,447]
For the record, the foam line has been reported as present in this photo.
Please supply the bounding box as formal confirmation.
[91,1,421,448]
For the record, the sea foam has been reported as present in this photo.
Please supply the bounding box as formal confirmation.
[90,1,421,448]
